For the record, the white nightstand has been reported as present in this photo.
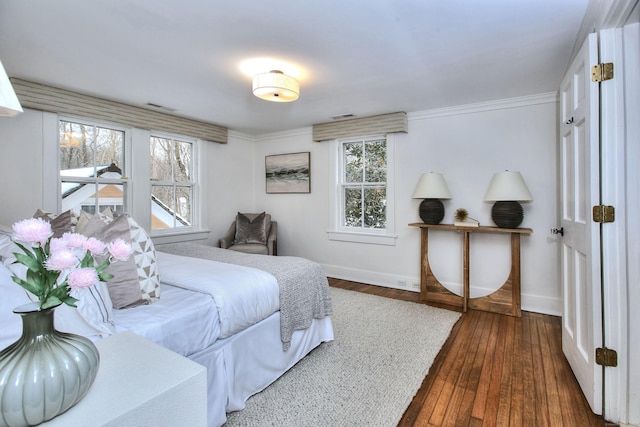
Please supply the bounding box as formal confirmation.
[43,331,207,427]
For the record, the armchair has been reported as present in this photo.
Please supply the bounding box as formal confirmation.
[219,212,277,256]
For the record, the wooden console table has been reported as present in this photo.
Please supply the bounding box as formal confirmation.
[409,223,532,317]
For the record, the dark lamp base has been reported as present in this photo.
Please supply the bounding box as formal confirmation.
[419,199,445,224]
[491,201,523,228]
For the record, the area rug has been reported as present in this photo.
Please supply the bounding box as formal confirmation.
[224,287,461,426]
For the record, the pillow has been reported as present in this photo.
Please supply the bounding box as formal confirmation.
[234,212,270,245]
[57,281,115,337]
[75,208,114,234]
[32,209,74,238]
[82,214,146,309]
[127,217,161,303]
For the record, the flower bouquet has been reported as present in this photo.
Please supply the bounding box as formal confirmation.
[0,217,134,425]
[9,217,132,309]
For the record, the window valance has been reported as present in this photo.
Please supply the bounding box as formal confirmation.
[312,112,407,142]
[11,78,228,144]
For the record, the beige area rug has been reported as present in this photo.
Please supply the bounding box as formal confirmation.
[224,287,461,426]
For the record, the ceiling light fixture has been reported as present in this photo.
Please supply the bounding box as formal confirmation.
[252,70,299,102]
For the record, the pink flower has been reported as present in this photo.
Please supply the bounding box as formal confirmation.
[68,268,99,289]
[49,237,68,253]
[84,237,106,257]
[62,232,87,249]
[107,239,133,262]
[12,218,52,246]
[45,249,78,271]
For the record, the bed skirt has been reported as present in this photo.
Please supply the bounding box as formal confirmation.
[187,311,334,426]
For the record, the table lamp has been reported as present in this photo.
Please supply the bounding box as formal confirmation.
[484,170,533,228]
[412,172,452,224]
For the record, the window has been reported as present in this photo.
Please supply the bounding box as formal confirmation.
[150,134,196,231]
[58,119,127,216]
[328,135,396,245]
[341,137,387,229]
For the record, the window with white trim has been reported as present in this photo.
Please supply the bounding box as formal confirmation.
[149,134,196,231]
[328,135,396,245]
[58,119,128,216]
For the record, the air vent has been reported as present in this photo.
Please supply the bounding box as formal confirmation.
[145,102,177,112]
[330,114,356,120]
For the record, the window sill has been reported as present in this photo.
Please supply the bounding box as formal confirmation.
[327,230,397,246]
[151,229,210,245]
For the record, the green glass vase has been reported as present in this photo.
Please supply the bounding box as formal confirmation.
[0,302,100,427]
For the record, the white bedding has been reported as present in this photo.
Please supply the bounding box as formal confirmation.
[111,283,219,357]
[155,251,280,339]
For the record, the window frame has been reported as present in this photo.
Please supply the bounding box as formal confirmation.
[327,134,396,246]
[149,131,200,236]
[56,116,131,218]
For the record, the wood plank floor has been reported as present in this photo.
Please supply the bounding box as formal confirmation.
[328,277,605,427]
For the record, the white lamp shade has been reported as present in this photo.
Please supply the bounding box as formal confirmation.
[412,172,452,199]
[484,170,533,202]
[253,70,299,102]
[0,59,23,117]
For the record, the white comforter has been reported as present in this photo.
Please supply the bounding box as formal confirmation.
[155,251,280,339]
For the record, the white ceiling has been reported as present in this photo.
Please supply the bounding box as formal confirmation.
[0,0,589,135]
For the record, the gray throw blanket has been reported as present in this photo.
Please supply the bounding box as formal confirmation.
[155,242,333,351]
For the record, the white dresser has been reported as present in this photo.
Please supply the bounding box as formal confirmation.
[43,331,207,427]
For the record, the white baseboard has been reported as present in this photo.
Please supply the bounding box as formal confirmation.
[321,263,561,316]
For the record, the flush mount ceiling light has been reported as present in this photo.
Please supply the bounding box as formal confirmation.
[252,70,299,102]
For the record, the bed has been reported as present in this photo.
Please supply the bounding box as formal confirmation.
[0,233,334,426]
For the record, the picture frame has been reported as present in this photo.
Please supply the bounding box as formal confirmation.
[265,152,311,193]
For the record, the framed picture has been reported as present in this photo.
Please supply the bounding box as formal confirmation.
[265,152,311,193]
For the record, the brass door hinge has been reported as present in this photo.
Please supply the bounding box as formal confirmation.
[596,347,618,367]
[593,205,615,223]
[592,63,614,82]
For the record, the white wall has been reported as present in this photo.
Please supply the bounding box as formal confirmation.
[252,94,561,315]
[0,109,47,223]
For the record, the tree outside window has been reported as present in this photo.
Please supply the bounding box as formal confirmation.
[341,137,387,229]
[150,135,194,230]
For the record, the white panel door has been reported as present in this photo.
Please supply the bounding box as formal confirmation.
[559,32,602,415]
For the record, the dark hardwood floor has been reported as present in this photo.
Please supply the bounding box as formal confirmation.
[328,277,605,427]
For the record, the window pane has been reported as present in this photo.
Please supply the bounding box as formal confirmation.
[61,181,125,215]
[95,126,124,172]
[365,139,386,183]
[175,186,192,225]
[363,187,386,228]
[343,142,363,183]
[151,184,175,229]
[150,137,173,181]
[59,121,95,170]
[174,140,192,183]
[344,187,362,227]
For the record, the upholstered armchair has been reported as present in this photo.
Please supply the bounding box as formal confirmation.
[218,212,277,256]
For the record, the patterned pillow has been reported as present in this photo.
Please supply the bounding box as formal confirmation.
[127,217,161,303]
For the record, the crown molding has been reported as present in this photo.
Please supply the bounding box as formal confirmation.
[409,92,558,121]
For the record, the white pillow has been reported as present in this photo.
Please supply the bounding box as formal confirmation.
[56,282,115,337]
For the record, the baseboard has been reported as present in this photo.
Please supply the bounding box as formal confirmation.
[321,263,561,316]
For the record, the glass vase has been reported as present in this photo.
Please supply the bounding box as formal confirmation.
[0,302,100,427]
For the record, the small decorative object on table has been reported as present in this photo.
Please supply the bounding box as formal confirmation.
[0,217,132,426]
[453,208,479,227]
